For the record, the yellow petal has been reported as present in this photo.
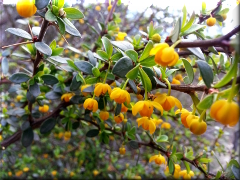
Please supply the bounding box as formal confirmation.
[154,93,167,104]
[172,96,182,109]
[151,101,163,115]
[132,101,145,116]
[148,120,156,134]
[149,155,158,162]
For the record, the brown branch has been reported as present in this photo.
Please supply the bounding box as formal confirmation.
[178,47,232,56]
[105,0,118,25]
[0,79,12,85]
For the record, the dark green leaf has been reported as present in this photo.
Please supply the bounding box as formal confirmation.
[127,140,139,149]
[63,18,81,37]
[21,128,34,147]
[57,17,65,35]
[87,51,97,66]
[168,159,175,175]
[74,61,94,75]
[142,67,156,90]
[35,0,50,9]
[196,60,213,88]
[1,57,9,75]
[128,80,138,93]
[139,68,152,91]
[64,7,84,20]
[154,77,167,88]
[112,57,133,78]
[215,15,224,22]
[41,75,59,85]
[9,72,31,84]
[45,91,61,100]
[5,28,32,39]
[29,82,41,97]
[86,129,99,137]
[35,42,52,56]
[232,165,240,180]
[115,103,122,116]
[70,95,85,104]
[40,118,56,134]
[70,74,82,91]
[166,69,178,77]
[27,91,36,103]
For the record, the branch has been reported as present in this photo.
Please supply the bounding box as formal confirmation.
[105,0,118,25]
[0,79,12,85]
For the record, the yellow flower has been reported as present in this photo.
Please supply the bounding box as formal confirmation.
[121,103,128,112]
[210,99,239,126]
[136,117,162,134]
[110,88,131,104]
[51,170,57,176]
[58,132,63,139]
[0,135,2,141]
[70,171,75,177]
[61,93,74,102]
[107,5,112,12]
[8,172,12,177]
[206,17,216,27]
[150,43,179,67]
[134,175,142,179]
[79,19,84,24]
[116,32,127,41]
[16,0,37,18]
[15,170,23,177]
[99,111,109,121]
[39,104,49,113]
[149,154,166,165]
[136,94,143,100]
[83,98,98,112]
[171,78,181,85]
[95,5,101,11]
[161,122,171,129]
[198,76,202,81]
[114,113,124,124]
[64,131,71,141]
[16,95,23,101]
[43,154,48,158]
[132,100,163,117]
[23,167,29,172]
[154,93,182,111]
[189,118,207,135]
[165,164,181,179]
[65,34,71,39]
[175,74,183,81]
[94,83,112,97]
[179,170,194,179]
[81,84,91,96]
[93,170,99,176]
[151,33,161,43]
[119,146,126,155]
[175,108,191,128]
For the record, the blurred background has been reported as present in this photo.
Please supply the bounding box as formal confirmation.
[0,0,239,179]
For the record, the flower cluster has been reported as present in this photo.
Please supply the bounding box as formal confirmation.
[165,164,181,179]
[154,93,182,111]
[149,154,166,165]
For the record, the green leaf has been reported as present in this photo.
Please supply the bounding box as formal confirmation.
[139,56,156,67]
[21,128,34,147]
[1,57,9,75]
[115,103,122,116]
[215,15,224,22]
[198,158,212,163]
[175,152,183,160]
[41,75,59,85]
[128,80,138,94]
[142,67,156,90]
[5,28,32,39]
[139,40,153,61]
[111,52,123,61]
[227,159,240,168]
[181,24,206,36]
[189,92,205,117]
[64,7,84,20]
[57,0,65,8]
[52,47,64,56]
[232,165,240,179]
[92,67,100,77]
[197,94,214,110]
[208,46,219,55]
[50,40,57,49]
[70,74,82,91]
[181,11,195,32]
[57,17,65,35]
[184,161,190,174]
[125,50,138,63]
[75,61,94,75]
[35,42,52,56]
[139,68,152,92]
[102,37,113,58]
[112,57,133,78]
[196,60,213,88]
[214,54,239,88]
[40,118,56,134]
[215,171,222,179]
[86,129,99,137]
[70,95,84,104]
[29,82,41,97]
[202,2,206,13]
[147,21,154,37]
[126,64,140,80]
[87,51,97,66]
[154,77,167,88]
[218,8,229,15]
[45,9,57,22]
[156,135,168,142]
[63,18,81,37]
[45,91,61,100]
[187,47,205,60]
[110,41,134,51]
[35,0,50,10]
[127,141,139,149]
[168,159,175,175]
[49,56,68,63]
[182,59,194,84]
[170,17,182,42]
[9,72,31,84]
[166,69,178,77]
[86,77,98,84]
[97,50,109,61]
[67,60,79,71]
[182,5,187,28]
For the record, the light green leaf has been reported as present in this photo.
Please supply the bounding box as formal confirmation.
[156,135,168,142]
[45,9,57,22]
[139,40,153,61]
[125,49,138,63]
[181,24,206,36]
[182,5,187,28]
[170,17,182,42]
[64,7,84,20]
[182,59,194,84]
[139,56,156,67]
[139,68,152,91]
[197,94,214,110]
[181,11,195,32]
[102,37,113,59]
[126,64,140,80]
